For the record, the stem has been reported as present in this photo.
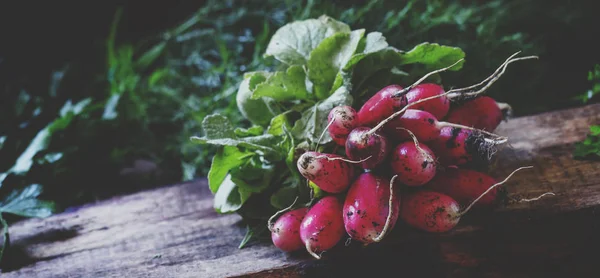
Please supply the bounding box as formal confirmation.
[396,128,434,163]
[267,197,300,233]
[306,241,322,259]
[458,166,533,217]
[372,175,398,243]
[438,121,504,138]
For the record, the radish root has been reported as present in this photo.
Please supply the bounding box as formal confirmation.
[395,127,435,163]
[393,58,466,97]
[518,192,556,202]
[306,241,322,259]
[311,154,373,164]
[372,175,398,243]
[345,238,352,246]
[373,54,537,136]
[314,114,337,151]
[438,121,505,138]
[458,166,533,217]
[267,197,300,233]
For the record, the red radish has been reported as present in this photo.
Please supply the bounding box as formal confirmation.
[405,83,450,119]
[296,151,356,193]
[428,127,506,166]
[357,85,408,127]
[400,191,460,233]
[343,173,400,244]
[270,208,309,252]
[383,109,504,149]
[383,109,440,142]
[327,105,359,146]
[401,167,532,233]
[391,141,436,186]
[300,196,346,258]
[345,127,390,169]
[427,168,498,207]
[445,96,511,131]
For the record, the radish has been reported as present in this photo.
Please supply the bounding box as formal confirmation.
[445,96,512,131]
[343,173,400,244]
[345,127,390,169]
[357,85,407,127]
[296,151,357,193]
[391,140,436,186]
[383,109,502,143]
[270,207,309,252]
[427,168,499,207]
[427,126,506,166]
[327,105,359,146]
[405,83,450,119]
[300,196,346,259]
[400,167,532,233]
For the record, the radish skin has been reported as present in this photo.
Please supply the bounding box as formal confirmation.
[357,85,407,127]
[271,208,309,252]
[296,151,357,193]
[300,196,346,258]
[345,127,390,170]
[427,168,499,207]
[400,191,460,233]
[391,142,437,186]
[327,105,359,146]
[343,173,400,244]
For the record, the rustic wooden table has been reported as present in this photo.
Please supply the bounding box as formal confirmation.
[1,104,600,278]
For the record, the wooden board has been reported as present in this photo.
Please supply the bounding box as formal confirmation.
[2,104,600,278]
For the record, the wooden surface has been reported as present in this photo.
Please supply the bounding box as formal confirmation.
[2,104,600,278]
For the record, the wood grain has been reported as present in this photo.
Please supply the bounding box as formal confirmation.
[2,103,600,278]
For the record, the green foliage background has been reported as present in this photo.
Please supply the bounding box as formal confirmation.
[0,0,599,215]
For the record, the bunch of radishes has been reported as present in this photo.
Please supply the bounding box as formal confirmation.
[269,54,537,259]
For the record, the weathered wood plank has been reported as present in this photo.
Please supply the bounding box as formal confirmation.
[2,103,600,278]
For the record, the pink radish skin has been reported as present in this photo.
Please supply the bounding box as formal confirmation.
[445,96,504,131]
[427,168,498,207]
[400,191,460,233]
[383,109,440,142]
[391,142,437,186]
[296,152,356,193]
[300,196,346,256]
[343,173,400,244]
[357,85,408,127]
[271,208,309,252]
[327,105,359,146]
[428,126,498,166]
[345,127,390,170]
[405,84,450,119]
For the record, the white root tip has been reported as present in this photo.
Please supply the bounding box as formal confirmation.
[459,166,533,217]
[518,192,556,202]
[372,175,398,243]
[305,241,322,259]
[345,238,352,246]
